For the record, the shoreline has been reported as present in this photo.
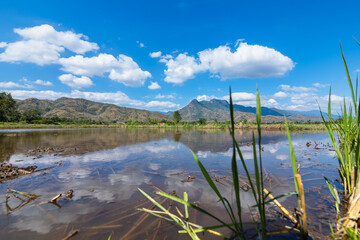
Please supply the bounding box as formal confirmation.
[0,122,326,131]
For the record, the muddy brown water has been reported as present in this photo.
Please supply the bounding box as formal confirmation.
[0,128,338,239]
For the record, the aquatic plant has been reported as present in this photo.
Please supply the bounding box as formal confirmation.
[320,40,360,238]
[285,117,308,238]
[138,88,304,239]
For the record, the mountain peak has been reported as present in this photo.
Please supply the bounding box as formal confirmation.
[189,99,200,105]
[209,99,227,103]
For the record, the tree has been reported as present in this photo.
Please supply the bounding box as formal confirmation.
[0,92,20,122]
[173,110,182,123]
[198,118,206,125]
[21,109,42,123]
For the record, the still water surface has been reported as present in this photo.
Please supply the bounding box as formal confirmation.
[0,128,338,239]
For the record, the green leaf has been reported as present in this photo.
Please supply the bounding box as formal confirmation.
[340,42,357,116]
[156,191,237,233]
[284,117,299,195]
[324,177,340,213]
[229,88,243,233]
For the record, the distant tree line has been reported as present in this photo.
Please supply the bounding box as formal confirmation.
[0,92,111,125]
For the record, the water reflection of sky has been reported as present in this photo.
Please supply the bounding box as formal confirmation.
[0,129,337,239]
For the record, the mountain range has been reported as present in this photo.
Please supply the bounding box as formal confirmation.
[16,97,326,123]
[171,99,323,123]
[16,97,169,122]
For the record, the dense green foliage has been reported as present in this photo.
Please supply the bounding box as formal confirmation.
[21,109,42,123]
[172,110,182,123]
[197,118,206,125]
[0,92,20,122]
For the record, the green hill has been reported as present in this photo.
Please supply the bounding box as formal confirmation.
[16,97,170,122]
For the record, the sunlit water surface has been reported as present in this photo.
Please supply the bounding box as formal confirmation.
[0,128,338,239]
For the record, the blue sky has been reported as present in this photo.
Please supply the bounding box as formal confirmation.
[0,0,359,112]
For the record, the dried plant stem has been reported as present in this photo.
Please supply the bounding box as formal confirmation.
[295,174,308,238]
[263,188,297,225]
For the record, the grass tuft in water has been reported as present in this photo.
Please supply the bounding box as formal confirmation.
[320,41,360,239]
[137,88,304,239]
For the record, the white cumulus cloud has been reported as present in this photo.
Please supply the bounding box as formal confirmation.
[145,101,179,109]
[196,94,216,101]
[273,91,288,98]
[136,41,145,48]
[59,53,151,87]
[161,53,204,84]
[58,74,93,89]
[0,24,99,66]
[0,81,29,88]
[149,51,162,58]
[280,84,317,92]
[34,80,53,86]
[228,92,256,102]
[199,43,294,79]
[159,42,295,84]
[14,24,99,54]
[0,40,64,65]
[155,94,175,99]
[264,98,279,107]
[4,90,179,111]
[196,92,256,106]
[313,82,330,88]
[148,81,161,90]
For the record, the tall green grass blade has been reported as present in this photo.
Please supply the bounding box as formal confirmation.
[324,177,340,214]
[231,130,258,203]
[256,88,266,238]
[284,117,299,194]
[155,190,237,232]
[262,192,297,205]
[138,189,200,239]
[329,222,336,240]
[191,150,222,201]
[179,228,228,238]
[191,150,238,228]
[138,188,182,225]
[252,132,261,206]
[179,222,257,235]
[343,225,360,240]
[328,88,332,122]
[340,42,357,116]
[354,36,360,47]
[356,76,358,111]
[229,88,243,234]
[138,209,173,222]
[184,192,189,229]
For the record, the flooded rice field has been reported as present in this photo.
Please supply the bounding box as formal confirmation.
[0,128,338,239]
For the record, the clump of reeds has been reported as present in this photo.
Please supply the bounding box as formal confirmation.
[320,40,360,238]
[137,88,310,239]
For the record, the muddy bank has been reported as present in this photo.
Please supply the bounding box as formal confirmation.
[0,163,59,183]
[0,163,37,183]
